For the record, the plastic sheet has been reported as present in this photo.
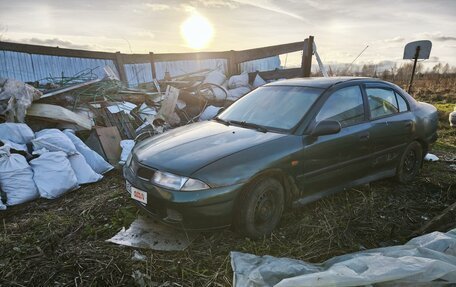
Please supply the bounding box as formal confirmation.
[119,140,135,165]
[231,229,456,287]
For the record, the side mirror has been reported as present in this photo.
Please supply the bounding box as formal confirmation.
[310,120,341,137]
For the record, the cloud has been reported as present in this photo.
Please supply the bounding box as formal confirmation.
[230,0,304,21]
[384,36,405,43]
[21,38,92,50]
[145,3,170,11]
[194,0,239,9]
[419,32,456,42]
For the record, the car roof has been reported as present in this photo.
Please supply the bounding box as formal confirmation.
[265,76,372,89]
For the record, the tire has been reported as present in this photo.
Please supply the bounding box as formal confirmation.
[233,177,285,239]
[396,141,423,184]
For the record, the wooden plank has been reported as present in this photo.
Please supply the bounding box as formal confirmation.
[27,103,93,130]
[121,54,151,64]
[95,127,122,165]
[0,41,115,60]
[235,41,305,64]
[149,52,157,79]
[154,51,231,62]
[413,201,456,235]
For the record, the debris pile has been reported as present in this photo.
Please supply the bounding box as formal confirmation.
[0,66,270,208]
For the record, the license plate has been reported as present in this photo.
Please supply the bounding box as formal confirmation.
[127,182,147,205]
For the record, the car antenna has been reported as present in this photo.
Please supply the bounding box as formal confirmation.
[345,45,369,75]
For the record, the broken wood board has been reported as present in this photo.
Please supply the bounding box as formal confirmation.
[158,86,179,123]
[85,126,122,165]
[413,201,456,235]
[107,216,198,251]
[27,103,92,130]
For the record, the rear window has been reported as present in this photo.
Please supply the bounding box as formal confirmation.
[366,88,408,119]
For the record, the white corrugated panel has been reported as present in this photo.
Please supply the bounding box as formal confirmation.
[124,63,153,87]
[240,56,281,73]
[154,59,227,80]
[0,51,119,83]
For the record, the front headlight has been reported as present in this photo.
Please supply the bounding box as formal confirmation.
[152,171,210,191]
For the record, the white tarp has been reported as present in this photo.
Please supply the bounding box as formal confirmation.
[0,146,39,205]
[231,229,456,287]
[63,129,113,174]
[119,140,135,165]
[30,150,79,199]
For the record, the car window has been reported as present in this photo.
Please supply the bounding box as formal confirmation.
[367,88,399,119]
[218,86,322,131]
[396,93,409,112]
[315,86,365,128]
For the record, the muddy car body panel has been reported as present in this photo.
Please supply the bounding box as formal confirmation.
[124,77,438,230]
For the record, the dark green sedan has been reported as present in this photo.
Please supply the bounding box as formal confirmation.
[123,77,438,238]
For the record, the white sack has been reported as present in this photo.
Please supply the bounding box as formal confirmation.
[252,74,267,88]
[425,153,439,161]
[199,106,222,121]
[228,87,251,101]
[68,152,103,184]
[204,70,227,86]
[0,123,34,144]
[228,72,249,89]
[32,129,77,155]
[231,229,456,287]
[0,199,6,210]
[30,151,79,199]
[119,140,135,165]
[0,146,39,205]
[0,139,28,152]
[63,129,113,174]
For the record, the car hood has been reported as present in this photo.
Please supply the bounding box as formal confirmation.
[133,121,286,176]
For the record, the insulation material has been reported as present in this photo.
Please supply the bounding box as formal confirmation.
[30,151,79,199]
[228,86,251,101]
[231,229,456,287]
[107,216,198,251]
[0,78,42,122]
[68,152,103,184]
[32,129,78,155]
[0,123,35,144]
[63,129,114,174]
[228,73,249,89]
[203,70,226,86]
[0,146,39,206]
[252,74,267,88]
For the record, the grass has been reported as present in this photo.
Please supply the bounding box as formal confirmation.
[1,78,455,286]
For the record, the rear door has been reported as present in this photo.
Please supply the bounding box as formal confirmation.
[297,85,372,193]
[364,84,414,171]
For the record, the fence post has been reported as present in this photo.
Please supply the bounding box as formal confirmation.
[149,52,157,80]
[227,50,239,76]
[115,52,128,83]
[301,36,314,77]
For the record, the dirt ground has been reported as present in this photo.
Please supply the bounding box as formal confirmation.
[1,79,455,286]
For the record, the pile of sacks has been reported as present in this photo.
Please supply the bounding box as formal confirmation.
[202,70,267,102]
[0,123,113,210]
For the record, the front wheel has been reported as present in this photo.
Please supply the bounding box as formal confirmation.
[233,178,284,239]
[396,141,423,183]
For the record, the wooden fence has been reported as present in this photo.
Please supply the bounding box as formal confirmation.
[0,36,314,83]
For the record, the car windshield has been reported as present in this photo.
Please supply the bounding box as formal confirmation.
[217,86,322,132]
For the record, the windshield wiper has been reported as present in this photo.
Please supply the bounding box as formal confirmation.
[214,117,230,126]
[229,120,268,133]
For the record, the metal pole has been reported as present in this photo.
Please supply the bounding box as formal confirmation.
[407,46,420,94]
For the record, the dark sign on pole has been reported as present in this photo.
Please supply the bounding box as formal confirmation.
[403,40,432,93]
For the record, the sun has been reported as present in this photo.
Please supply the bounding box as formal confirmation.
[180,13,214,50]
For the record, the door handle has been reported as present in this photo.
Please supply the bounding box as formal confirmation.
[359,133,370,142]
[405,122,413,128]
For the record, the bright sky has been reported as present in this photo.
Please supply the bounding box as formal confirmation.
[1,0,455,67]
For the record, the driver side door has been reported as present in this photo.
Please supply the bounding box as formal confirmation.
[297,85,372,194]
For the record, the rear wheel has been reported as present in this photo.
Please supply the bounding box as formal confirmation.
[396,141,423,183]
[233,178,284,239]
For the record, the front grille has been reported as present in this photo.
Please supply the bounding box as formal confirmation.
[129,157,155,181]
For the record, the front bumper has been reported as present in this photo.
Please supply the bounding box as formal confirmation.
[123,165,244,230]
